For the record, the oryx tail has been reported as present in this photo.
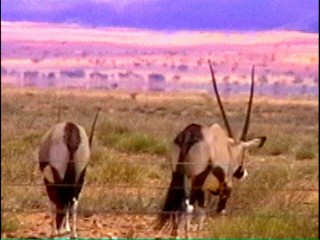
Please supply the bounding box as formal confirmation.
[157,124,203,228]
[89,107,101,148]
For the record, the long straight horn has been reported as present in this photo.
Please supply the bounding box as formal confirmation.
[208,60,233,138]
[89,107,101,148]
[240,65,255,141]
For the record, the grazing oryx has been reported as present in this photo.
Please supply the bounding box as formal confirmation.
[157,61,266,236]
[39,107,101,237]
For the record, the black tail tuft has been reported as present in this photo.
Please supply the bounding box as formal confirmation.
[156,170,187,229]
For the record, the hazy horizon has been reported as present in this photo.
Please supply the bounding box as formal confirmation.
[1,0,318,33]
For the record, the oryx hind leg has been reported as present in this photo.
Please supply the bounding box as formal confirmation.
[70,197,79,238]
[190,188,206,231]
[65,208,71,233]
[185,199,194,238]
[50,202,58,237]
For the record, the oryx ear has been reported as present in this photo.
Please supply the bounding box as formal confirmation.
[242,136,266,149]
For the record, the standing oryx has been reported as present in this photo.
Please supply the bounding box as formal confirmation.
[39,107,101,238]
[157,61,266,235]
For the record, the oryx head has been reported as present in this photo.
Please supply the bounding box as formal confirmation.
[208,60,266,181]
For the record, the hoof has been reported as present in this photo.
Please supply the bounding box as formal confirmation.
[71,232,78,239]
[220,209,227,215]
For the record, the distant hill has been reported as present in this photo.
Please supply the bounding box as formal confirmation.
[1,0,318,33]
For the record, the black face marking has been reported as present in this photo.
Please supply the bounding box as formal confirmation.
[233,166,245,179]
[63,122,81,160]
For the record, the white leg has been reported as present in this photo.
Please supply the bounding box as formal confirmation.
[185,199,194,233]
[196,206,206,231]
[71,198,78,238]
[50,203,58,237]
[241,169,248,181]
[57,210,67,236]
[65,209,71,233]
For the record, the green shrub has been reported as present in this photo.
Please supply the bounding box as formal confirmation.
[98,121,168,156]
[87,156,146,185]
[115,133,167,155]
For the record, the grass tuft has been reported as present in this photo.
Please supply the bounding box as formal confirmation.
[262,137,291,156]
[295,140,317,160]
[207,215,318,238]
[98,120,168,155]
[1,215,20,233]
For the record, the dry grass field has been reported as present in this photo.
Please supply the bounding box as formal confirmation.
[1,86,318,238]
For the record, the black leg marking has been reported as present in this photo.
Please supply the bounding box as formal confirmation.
[233,166,245,179]
[216,183,231,213]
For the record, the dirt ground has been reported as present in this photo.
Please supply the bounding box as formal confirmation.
[2,211,217,238]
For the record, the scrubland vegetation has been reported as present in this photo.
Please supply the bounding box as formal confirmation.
[1,87,318,238]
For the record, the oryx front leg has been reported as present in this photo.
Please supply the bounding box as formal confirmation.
[196,206,206,231]
[216,183,231,215]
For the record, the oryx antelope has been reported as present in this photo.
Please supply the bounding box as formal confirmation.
[157,61,266,235]
[39,107,101,237]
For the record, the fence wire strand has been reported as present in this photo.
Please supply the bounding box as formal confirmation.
[1,182,318,191]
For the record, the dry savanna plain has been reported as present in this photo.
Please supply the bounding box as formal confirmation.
[1,22,319,238]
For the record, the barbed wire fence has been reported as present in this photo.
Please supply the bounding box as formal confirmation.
[1,159,319,237]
